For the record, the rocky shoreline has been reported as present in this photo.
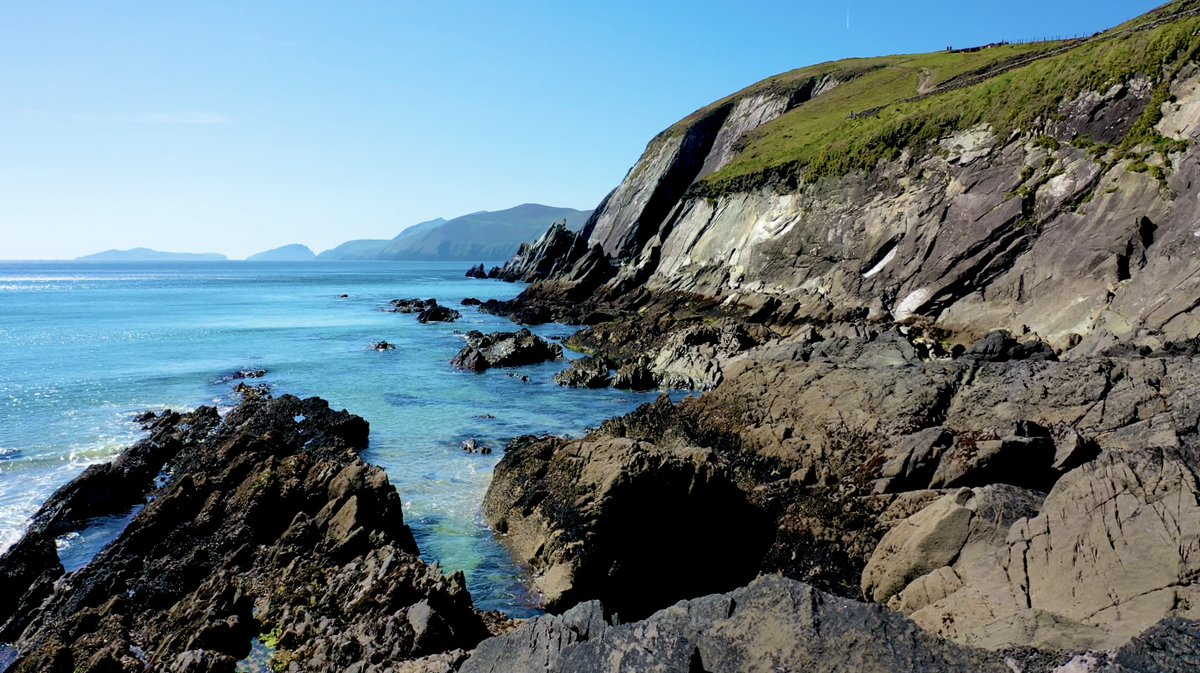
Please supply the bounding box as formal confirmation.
[9,3,1200,669]
[4,281,1200,671]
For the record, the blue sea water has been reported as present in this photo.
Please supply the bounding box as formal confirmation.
[0,261,662,617]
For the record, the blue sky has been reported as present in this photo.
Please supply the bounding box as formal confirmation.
[0,1,1163,259]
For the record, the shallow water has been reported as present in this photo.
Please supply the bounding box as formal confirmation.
[0,260,663,616]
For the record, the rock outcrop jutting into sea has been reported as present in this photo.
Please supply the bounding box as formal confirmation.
[470,1,1200,668]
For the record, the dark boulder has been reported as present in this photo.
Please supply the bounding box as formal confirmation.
[465,264,488,279]
[233,381,272,400]
[553,357,613,388]
[386,298,438,314]
[372,340,396,350]
[962,330,1057,362]
[450,329,563,372]
[461,297,482,306]
[418,304,462,324]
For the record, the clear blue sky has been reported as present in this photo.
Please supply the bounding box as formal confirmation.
[0,1,1163,259]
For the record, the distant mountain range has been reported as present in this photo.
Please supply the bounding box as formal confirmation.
[75,204,591,263]
[246,244,316,261]
[314,204,591,261]
[76,248,227,262]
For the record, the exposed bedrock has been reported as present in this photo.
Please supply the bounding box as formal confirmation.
[450,329,563,372]
[458,575,1016,673]
[482,321,1200,650]
[0,395,488,673]
[495,63,1200,355]
[864,447,1200,651]
[482,435,772,620]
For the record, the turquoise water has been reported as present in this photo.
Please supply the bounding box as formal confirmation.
[0,261,661,616]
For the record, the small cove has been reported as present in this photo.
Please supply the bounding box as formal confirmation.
[0,260,665,616]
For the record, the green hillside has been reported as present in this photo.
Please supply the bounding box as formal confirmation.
[682,0,1200,194]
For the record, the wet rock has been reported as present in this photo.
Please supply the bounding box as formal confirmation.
[372,340,396,351]
[450,329,563,372]
[418,304,461,324]
[215,369,266,384]
[233,382,272,401]
[552,357,612,388]
[461,298,482,306]
[465,264,488,279]
[461,439,492,455]
[483,435,771,619]
[0,395,488,671]
[387,298,438,313]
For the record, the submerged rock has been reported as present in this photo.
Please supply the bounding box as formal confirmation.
[450,329,562,372]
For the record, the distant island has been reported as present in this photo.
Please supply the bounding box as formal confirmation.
[75,248,228,262]
[315,204,591,261]
[77,204,591,264]
[245,244,316,262]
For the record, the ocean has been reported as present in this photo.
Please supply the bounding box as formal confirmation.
[0,260,664,617]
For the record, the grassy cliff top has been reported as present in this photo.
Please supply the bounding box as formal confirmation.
[683,0,1200,194]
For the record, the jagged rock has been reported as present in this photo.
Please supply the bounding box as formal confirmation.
[465,264,487,279]
[482,435,771,619]
[215,369,266,384]
[552,357,612,388]
[372,340,396,350]
[611,356,657,390]
[649,321,761,389]
[387,298,438,313]
[460,439,492,455]
[460,297,482,306]
[961,330,1058,362]
[233,381,272,400]
[492,221,593,283]
[459,575,1015,673]
[417,304,461,324]
[1112,618,1200,673]
[0,395,488,672]
[450,329,563,372]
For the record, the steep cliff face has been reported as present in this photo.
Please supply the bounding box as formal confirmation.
[557,4,1200,351]
[581,70,853,261]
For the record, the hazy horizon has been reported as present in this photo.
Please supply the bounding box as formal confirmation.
[0,1,1160,260]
